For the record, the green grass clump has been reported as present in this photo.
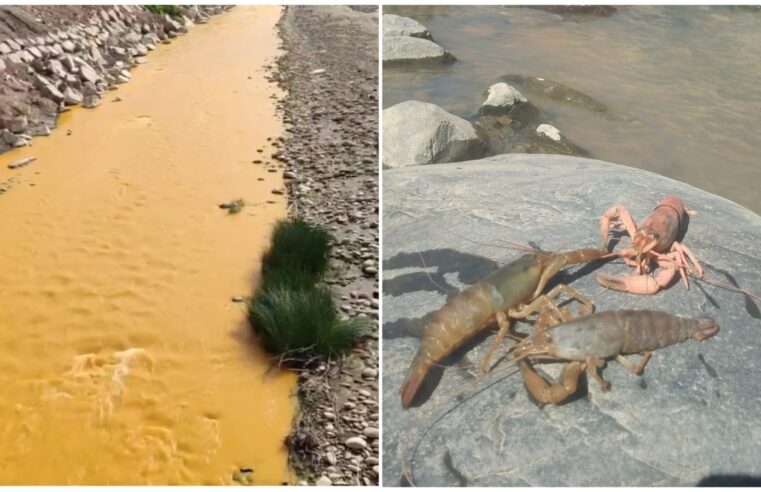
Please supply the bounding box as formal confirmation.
[144,5,183,17]
[249,283,364,360]
[261,217,332,285]
[249,217,364,363]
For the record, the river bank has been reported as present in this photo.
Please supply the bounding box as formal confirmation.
[0,5,229,156]
[271,6,379,486]
[0,6,296,484]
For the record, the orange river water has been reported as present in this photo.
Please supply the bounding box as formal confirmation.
[0,6,296,485]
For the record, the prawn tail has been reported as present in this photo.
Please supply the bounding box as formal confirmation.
[400,358,432,408]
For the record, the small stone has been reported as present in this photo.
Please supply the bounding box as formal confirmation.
[361,368,378,379]
[345,436,367,450]
[315,475,332,486]
[536,123,562,142]
[363,427,379,439]
[231,296,245,303]
[323,411,335,420]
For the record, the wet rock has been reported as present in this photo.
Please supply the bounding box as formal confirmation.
[382,14,432,40]
[7,156,36,169]
[4,115,28,134]
[383,154,761,486]
[479,82,527,116]
[383,36,454,66]
[501,74,610,114]
[82,93,101,109]
[383,100,485,168]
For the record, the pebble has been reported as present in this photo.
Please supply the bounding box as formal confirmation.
[345,436,368,450]
[315,475,332,486]
[361,367,378,379]
[363,427,379,439]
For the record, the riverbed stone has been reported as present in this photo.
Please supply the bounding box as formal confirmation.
[383,100,485,169]
[383,36,453,65]
[479,82,527,115]
[382,14,432,40]
[383,154,761,486]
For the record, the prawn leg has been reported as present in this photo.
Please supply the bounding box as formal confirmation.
[585,356,610,390]
[615,352,652,375]
[480,284,593,374]
[518,360,585,405]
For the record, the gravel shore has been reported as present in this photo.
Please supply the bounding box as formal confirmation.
[270,6,379,486]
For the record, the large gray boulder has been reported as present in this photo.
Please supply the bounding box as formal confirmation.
[383,36,454,65]
[382,14,432,40]
[383,154,761,486]
[383,101,485,169]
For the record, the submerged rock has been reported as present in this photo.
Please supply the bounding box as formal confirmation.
[501,74,610,114]
[382,14,432,40]
[382,154,761,486]
[383,36,454,65]
[383,100,485,169]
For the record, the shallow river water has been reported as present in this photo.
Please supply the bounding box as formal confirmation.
[0,6,295,485]
[384,6,761,215]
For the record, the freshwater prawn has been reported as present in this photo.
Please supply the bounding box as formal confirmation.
[400,247,610,408]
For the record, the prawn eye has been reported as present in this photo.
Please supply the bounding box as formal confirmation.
[544,333,552,343]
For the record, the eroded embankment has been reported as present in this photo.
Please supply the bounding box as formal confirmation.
[0,6,295,485]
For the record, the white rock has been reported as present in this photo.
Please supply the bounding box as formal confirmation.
[536,124,562,142]
[480,82,527,114]
[315,475,332,486]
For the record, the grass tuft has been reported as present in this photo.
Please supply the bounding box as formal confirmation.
[261,217,332,285]
[144,5,183,17]
[248,216,363,364]
[248,284,364,361]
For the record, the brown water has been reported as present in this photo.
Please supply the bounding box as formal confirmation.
[0,6,296,485]
[384,6,761,214]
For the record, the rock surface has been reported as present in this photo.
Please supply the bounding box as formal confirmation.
[382,14,432,40]
[382,154,761,486]
[383,36,454,65]
[383,100,485,169]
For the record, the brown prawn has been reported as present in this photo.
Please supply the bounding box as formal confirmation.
[400,248,608,408]
[508,309,719,404]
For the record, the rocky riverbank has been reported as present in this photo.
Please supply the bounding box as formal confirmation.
[0,5,229,154]
[270,6,379,486]
[381,13,619,169]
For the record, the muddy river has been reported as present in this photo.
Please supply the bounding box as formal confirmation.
[0,6,295,485]
[384,6,761,215]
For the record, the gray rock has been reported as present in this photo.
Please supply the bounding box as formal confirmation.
[383,101,485,169]
[382,14,432,40]
[383,36,454,65]
[0,42,11,55]
[5,115,28,134]
[479,82,528,116]
[78,61,101,84]
[33,74,64,102]
[382,154,761,486]
[82,93,101,109]
[345,436,368,450]
[63,87,83,106]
